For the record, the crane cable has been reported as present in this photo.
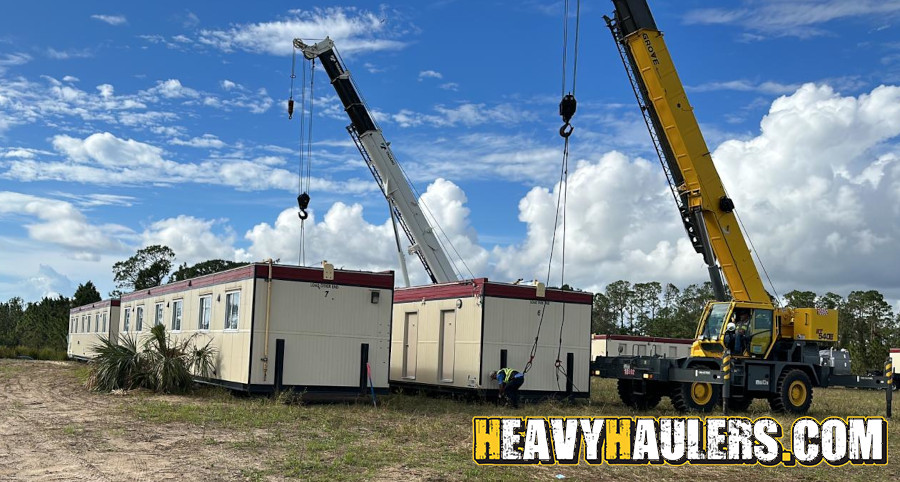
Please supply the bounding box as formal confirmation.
[289,45,315,265]
[523,0,580,379]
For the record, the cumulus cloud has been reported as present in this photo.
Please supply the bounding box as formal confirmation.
[24,265,73,300]
[490,152,703,292]
[490,83,900,296]
[237,179,487,284]
[0,191,131,259]
[712,83,900,292]
[197,7,407,56]
[91,14,127,26]
[142,215,237,266]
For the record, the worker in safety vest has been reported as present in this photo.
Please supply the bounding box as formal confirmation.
[490,368,525,408]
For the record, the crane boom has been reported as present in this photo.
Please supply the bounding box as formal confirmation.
[608,0,768,303]
[293,37,459,284]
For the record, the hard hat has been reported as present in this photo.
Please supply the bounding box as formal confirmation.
[726,322,736,332]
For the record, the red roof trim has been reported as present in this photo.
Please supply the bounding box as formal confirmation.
[122,264,394,303]
[592,334,694,345]
[891,348,900,353]
[394,278,592,304]
[260,265,394,289]
[70,299,120,315]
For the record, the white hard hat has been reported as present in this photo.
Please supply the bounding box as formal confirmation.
[726,322,736,332]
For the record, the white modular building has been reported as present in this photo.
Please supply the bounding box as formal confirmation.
[119,263,394,398]
[591,334,693,363]
[390,279,592,399]
[68,299,120,360]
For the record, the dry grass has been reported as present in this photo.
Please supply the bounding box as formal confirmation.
[122,378,900,480]
[2,359,898,481]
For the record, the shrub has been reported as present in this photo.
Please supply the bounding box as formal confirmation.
[87,325,217,394]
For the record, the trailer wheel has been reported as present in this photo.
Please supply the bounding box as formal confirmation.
[617,379,662,410]
[671,381,720,412]
[769,369,813,413]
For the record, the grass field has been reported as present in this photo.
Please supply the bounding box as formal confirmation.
[1,360,898,480]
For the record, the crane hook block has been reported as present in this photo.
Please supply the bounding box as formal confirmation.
[559,94,577,124]
[287,98,295,120]
[559,93,577,138]
[297,192,310,220]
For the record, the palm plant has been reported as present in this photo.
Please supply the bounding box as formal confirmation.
[87,325,218,394]
[87,334,144,391]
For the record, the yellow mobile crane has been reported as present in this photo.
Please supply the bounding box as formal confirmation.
[591,0,890,413]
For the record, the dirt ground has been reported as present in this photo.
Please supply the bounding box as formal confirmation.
[0,359,264,481]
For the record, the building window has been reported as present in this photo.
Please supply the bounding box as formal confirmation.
[198,295,211,331]
[171,299,183,331]
[224,291,240,330]
[155,303,164,327]
[124,309,131,333]
[136,306,144,331]
[89,314,94,333]
[102,313,107,333]
[81,316,85,333]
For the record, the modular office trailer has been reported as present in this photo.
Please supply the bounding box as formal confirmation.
[390,279,592,399]
[68,299,121,360]
[591,334,692,362]
[119,263,394,397]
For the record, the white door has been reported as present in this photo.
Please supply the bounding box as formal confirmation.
[440,310,456,382]
[403,312,418,379]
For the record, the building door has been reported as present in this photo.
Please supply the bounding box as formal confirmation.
[439,310,456,382]
[403,312,418,379]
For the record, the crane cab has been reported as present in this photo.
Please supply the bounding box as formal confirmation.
[690,301,776,359]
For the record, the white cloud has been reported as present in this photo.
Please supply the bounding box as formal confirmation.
[0,191,131,258]
[684,1,900,38]
[439,82,459,91]
[418,70,443,80]
[386,102,534,128]
[491,151,702,292]
[46,48,93,60]
[170,134,226,149]
[4,132,378,195]
[141,79,200,99]
[238,179,487,284]
[24,265,73,300]
[63,75,79,83]
[712,83,900,290]
[197,7,407,56]
[0,52,31,72]
[91,14,127,26]
[687,80,801,95]
[221,80,240,91]
[142,216,236,266]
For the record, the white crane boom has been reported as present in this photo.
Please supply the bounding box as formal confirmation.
[293,37,459,284]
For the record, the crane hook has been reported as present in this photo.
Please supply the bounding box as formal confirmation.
[297,192,310,220]
[558,93,577,138]
[288,98,294,120]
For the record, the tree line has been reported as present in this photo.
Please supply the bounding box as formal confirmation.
[591,280,900,372]
[3,245,899,373]
[0,245,245,357]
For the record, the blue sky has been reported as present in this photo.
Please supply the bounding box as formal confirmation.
[2,0,900,305]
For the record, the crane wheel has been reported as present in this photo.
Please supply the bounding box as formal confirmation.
[769,369,813,414]
[724,395,753,412]
[671,381,720,412]
[617,379,662,410]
